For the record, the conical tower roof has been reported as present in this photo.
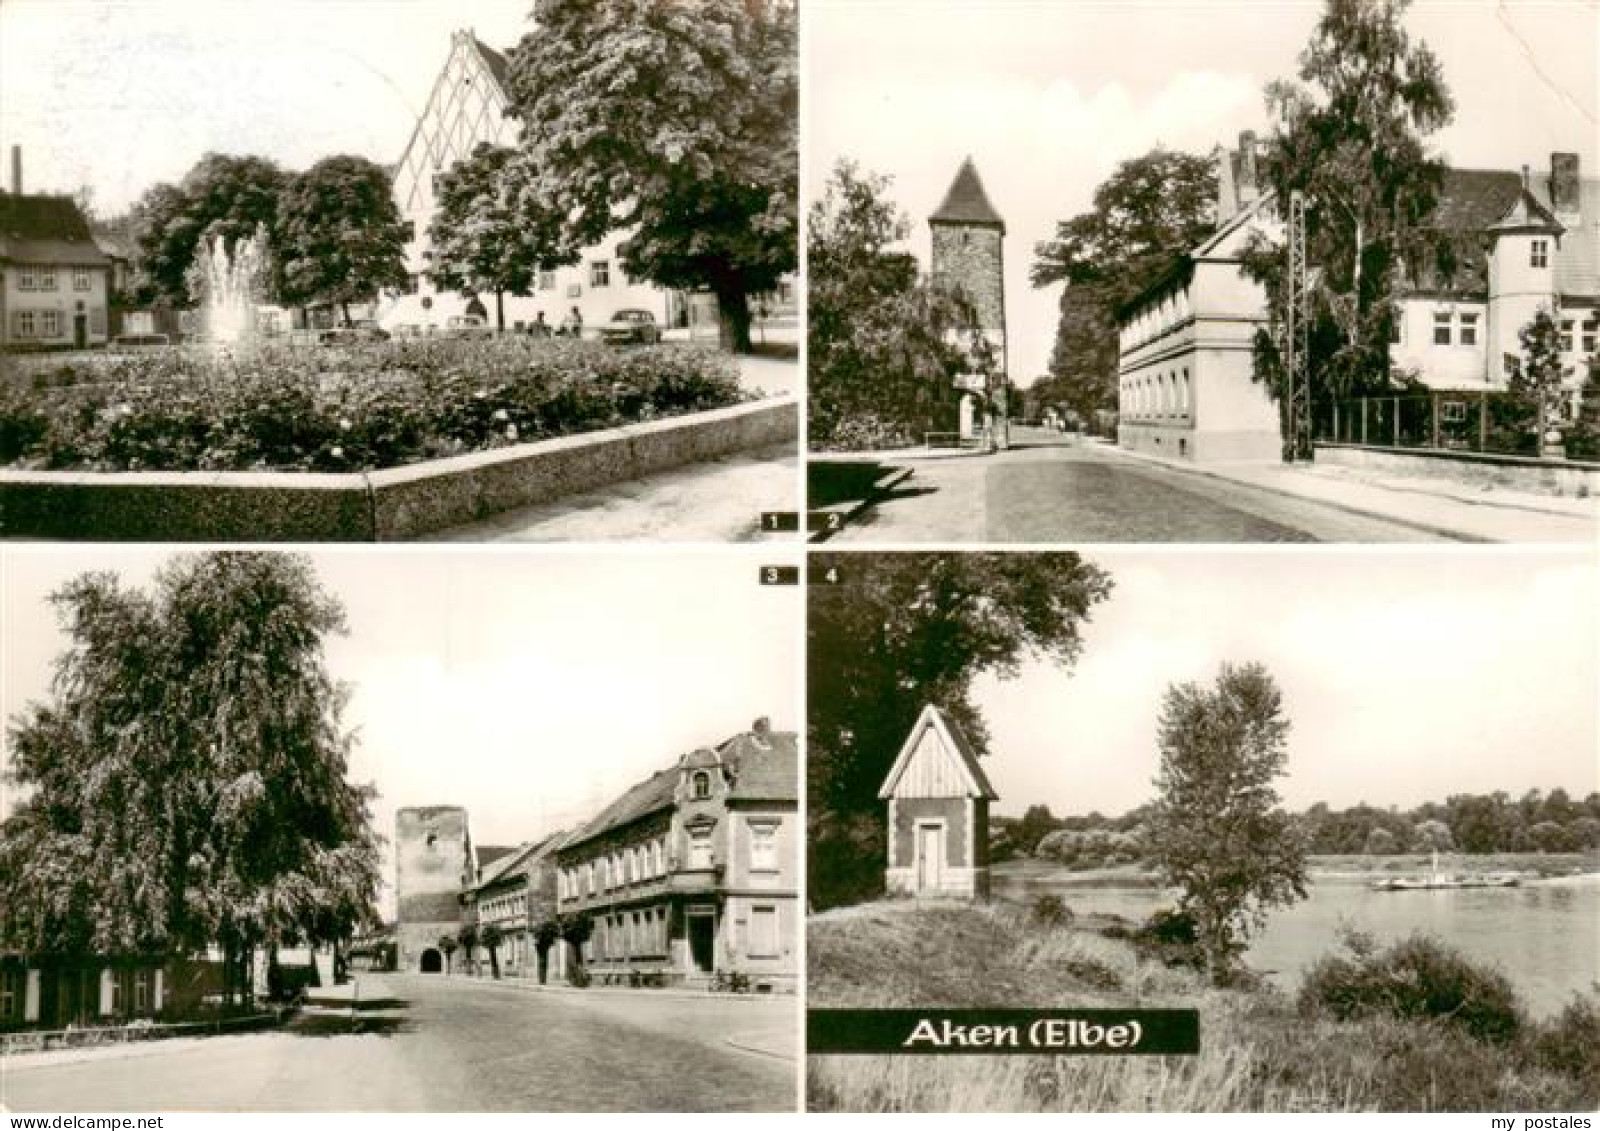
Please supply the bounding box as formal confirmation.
[930,157,1005,232]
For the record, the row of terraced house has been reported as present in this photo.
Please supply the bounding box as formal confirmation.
[390,718,799,992]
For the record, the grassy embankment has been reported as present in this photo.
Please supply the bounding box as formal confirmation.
[807,900,1599,1113]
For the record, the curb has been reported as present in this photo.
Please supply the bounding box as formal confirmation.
[1098,445,1492,543]
[1,397,797,542]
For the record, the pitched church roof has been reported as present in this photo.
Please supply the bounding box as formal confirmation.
[0,193,111,266]
[878,704,999,801]
[930,158,1005,231]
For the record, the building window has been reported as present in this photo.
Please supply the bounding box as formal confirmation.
[691,771,710,800]
[18,266,36,291]
[1441,400,1467,424]
[73,267,92,292]
[1433,312,1453,345]
[110,970,124,1014]
[687,828,713,870]
[1559,319,1574,353]
[14,311,37,338]
[654,839,665,877]
[1531,240,1548,268]
[538,269,556,291]
[0,968,19,1021]
[40,310,60,338]
[1459,313,1479,346]
[1582,319,1597,356]
[750,820,778,872]
[589,260,610,288]
[750,906,779,958]
[37,266,57,291]
[586,861,595,895]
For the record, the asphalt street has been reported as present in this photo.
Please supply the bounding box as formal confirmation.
[0,974,797,1113]
[826,428,1445,543]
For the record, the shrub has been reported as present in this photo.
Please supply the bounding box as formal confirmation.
[1298,931,1524,1044]
[567,965,591,989]
[1,338,747,472]
[1031,893,1073,927]
[1524,992,1600,1080]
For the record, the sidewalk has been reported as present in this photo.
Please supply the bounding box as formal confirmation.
[1094,443,1597,543]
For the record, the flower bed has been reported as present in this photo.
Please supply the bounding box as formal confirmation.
[1,338,747,472]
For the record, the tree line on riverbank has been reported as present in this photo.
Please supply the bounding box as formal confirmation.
[997,788,1600,870]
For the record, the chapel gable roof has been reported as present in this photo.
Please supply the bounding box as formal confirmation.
[878,704,998,801]
[0,193,111,265]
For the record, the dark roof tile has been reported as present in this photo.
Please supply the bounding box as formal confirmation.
[930,158,1005,230]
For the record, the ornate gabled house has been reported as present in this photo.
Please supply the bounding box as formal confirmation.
[553,719,798,990]
[1,151,115,351]
[379,30,682,336]
[880,704,998,900]
[1115,135,1599,462]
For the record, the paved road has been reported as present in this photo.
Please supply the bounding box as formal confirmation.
[827,429,1441,543]
[1,974,797,1112]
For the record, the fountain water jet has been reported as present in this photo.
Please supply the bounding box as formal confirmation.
[192,226,268,346]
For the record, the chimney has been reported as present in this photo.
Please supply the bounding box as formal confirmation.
[10,146,19,195]
[1551,152,1580,215]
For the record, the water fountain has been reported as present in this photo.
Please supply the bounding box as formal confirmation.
[192,226,267,346]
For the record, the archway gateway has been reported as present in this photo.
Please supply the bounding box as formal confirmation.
[420,948,443,974]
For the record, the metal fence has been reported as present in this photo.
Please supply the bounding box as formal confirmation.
[1315,391,1545,459]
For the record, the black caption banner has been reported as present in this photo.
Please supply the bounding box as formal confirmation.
[808,1009,1199,1056]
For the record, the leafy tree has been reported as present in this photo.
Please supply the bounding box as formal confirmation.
[427,143,567,331]
[532,919,561,984]
[1148,662,1308,983]
[1014,804,1062,855]
[1364,827,1398,855]
[1412,818,1455,852]
[557,913,593,985]
[456,922,481,977]
[276,156,410,324]
[1241,0,1455,453]
[808,552,1113,908]
[1508,309,1571,452]
[1563,353,1600,460]
[0,553,381,1003]
[480,922,505,979]
[807,160,978,448]
[504,0,797,351]
[1031,150,1218,423]
[438,934,458,975]
[130,154,289,306]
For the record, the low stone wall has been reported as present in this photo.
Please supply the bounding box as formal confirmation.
[1,1011,283,1056]
[1316,442,1600,498]
[2,398,797,541]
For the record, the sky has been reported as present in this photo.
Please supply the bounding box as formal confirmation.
[808,0,1600,383]
[0,0,535,214]
[974,548,1600,819]
[0,548,801,917]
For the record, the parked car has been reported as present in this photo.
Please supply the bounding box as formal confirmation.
[443,314,494,339]
[319,325,390,346]
[601,309,662,345]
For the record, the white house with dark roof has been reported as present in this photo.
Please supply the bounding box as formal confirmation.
[1115,136,1599,462]
[552,719,798,990]
[880,704,998,900]
[1,153,114,350]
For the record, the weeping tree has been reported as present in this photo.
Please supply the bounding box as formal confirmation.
[0,553,382,1005]
[532,919,561,985]
[1241,0,1456,455]
[456,923,481,977]
[438,934,458,976]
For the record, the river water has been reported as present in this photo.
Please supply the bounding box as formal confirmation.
[1001,872,1600,1017]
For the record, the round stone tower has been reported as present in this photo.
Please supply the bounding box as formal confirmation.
[930,157,1008,446]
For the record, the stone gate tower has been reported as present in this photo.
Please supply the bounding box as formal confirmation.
[395,806,475,973]
[930,157,1008,443]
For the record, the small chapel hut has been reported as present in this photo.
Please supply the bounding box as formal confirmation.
[879,704,998,900]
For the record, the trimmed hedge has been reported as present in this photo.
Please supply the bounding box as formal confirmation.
[1,338,746,472]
